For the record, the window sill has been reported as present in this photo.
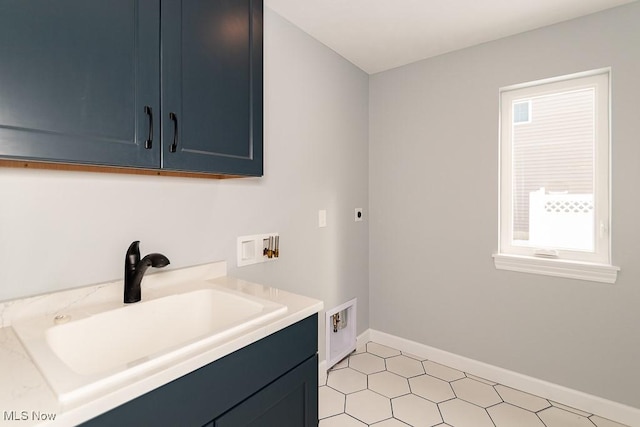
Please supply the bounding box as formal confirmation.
[493,253,619,284]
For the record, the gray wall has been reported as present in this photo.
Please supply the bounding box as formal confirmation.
[3,0,638,409]
[0,8,370,362]
[369,2,640,408]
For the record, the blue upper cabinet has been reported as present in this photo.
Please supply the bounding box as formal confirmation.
[0,0,161,168]
[161,0,263,176]
[0,0,263,177]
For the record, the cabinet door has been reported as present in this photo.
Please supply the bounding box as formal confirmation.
[214,355,318,427]
[0,0,160,168]
[161,0,263,176]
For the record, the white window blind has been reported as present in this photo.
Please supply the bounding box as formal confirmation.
[512,88,594,249]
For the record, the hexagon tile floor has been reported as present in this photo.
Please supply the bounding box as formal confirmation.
[319,342,628,427]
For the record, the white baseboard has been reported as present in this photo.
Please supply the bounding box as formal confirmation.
[365,329,639,427]
[356,329,371,348]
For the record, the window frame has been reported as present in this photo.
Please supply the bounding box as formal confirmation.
[495,68,618,283]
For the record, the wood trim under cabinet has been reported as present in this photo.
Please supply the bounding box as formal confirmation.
[0,159,246,180]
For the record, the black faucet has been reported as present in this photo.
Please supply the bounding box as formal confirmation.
[124,241,170,303]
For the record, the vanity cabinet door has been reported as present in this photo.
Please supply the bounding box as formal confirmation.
[0,0,160,168]
[161,0,263,176]
[214,355,318,427]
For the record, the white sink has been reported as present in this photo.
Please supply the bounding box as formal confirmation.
[13,286,287,403]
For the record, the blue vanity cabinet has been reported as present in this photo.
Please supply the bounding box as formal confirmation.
[0,0,161,168]
[213,356,317,427]
[161,0,263,176]
[80,314,318,427]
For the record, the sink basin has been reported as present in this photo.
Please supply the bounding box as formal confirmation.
[47,288,284,375]
[13,286,287,403]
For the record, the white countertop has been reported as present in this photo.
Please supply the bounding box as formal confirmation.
[0,262,323,426]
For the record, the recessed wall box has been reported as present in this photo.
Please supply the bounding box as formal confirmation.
[326,298,357,370]
[237,233,279,267]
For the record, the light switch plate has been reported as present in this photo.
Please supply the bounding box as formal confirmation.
[318,210,327,228]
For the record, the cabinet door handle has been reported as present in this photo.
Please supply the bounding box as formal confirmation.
[169,112,178,153]
[144,106,153,149]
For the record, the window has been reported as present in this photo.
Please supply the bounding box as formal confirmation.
[513,100,531,124]
[494,69,618,283]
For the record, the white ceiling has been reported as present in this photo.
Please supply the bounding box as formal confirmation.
[265,0,636,74]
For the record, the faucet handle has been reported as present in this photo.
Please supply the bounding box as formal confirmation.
[126,241,141,269]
